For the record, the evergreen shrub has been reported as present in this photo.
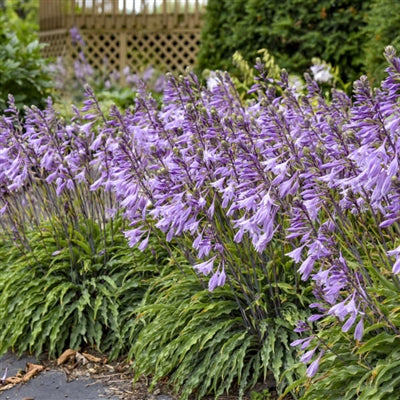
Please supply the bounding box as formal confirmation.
[197,0,369,83]
[361,0,400,84]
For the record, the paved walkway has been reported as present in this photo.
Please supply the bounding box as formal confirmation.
[0,352,120,400]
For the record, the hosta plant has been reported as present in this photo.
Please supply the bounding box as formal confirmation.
[131,254,307,400]
[0,216,160,358]
[0,90,168,359]
[82,69,314,396]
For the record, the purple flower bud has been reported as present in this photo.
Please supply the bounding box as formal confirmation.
[300,346,318,364]
[354,318,364,341]
[138,234,150,251]
[342,313,357,332]
[208,266,226,292]
[392,257,400,274]
[291,336,314,350]
[294,320,311,333]
[308,314,325,322]
[306,351,324,378]
[290,337,309,347]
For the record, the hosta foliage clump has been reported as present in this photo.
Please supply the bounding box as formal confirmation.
[0,217,123,356]
[131,251,307,399]
[0,217,169,358]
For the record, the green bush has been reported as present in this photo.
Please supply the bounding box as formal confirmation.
[6,0,38,24]
[197,0,369,83]
[0,4,52,112]
[361,0,400,84]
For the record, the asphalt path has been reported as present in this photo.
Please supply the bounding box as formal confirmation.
[0,352,120,400]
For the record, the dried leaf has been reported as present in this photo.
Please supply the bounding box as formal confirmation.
[2,363,44,388]
[75,352,88,365]
[23,363,45,382]
[0,383,15,391]
[57,349,76,366]
[82,352,103,363]
[4,376,22,385]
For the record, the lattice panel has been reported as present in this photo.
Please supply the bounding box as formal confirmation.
[126,31,201,72]
[60,29,201,74]
[39,1,206,72]
[69,32,121,71]
[39,32,68,59]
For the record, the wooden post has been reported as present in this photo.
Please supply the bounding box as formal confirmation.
[162,0,167,28]
[120,31,127,77]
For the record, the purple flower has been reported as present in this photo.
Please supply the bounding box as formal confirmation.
[208,266,226,291]
[298,255,316,281]
[286,245,306,263]
[342,313,357,333]
[70,26,85,46]
[388,246,400,274]
[124,228,146,247]
[300,346,318,364]
[306,351,324,378]
[194,256,217,276]
[392,258,400,274]
[290,336,314,350]
[138,233,150,251]
[307,314,325,322]
[294,321,311,333]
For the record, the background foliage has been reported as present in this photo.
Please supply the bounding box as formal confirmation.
[197,0,369,84]
[0,0,51,112]
[361,0,400,84]
[197,0,400,85]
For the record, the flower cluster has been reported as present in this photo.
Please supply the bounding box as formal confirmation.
[0,92,117,253]
[89,47,400,375]
[2,46,400,381]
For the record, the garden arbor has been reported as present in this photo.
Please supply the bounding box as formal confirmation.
[39,0,207,72]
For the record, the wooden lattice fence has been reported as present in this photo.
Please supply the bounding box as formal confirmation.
[39,0,207,72]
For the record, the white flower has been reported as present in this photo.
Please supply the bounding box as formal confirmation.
[310,63,333,83]
[206,71,219,90]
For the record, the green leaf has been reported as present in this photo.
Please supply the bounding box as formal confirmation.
[358,333,398,354]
